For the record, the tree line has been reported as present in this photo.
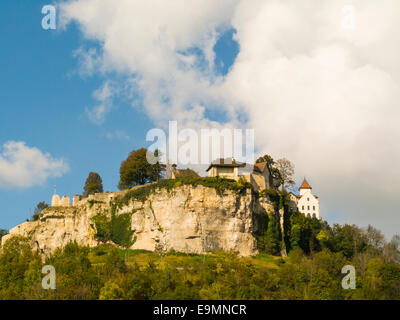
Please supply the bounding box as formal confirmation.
[0,237,398,300]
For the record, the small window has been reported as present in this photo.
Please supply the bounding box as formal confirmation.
[313,206,315,211]
[307,198,309,201]
[302,206,304,210]
[307,206,310,210]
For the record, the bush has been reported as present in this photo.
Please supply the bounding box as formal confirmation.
[116,176,252,206]
[92,204,135,248]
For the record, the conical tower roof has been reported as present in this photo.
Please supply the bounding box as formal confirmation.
[299,178,312,190]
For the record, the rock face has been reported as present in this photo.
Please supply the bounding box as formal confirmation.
[1,185,279,257]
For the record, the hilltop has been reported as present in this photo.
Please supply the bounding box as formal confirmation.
[2,177,294,257]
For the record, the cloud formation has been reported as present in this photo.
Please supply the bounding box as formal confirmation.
[85,81,118,125]
[0,141,68,189]
[60,0,400,237]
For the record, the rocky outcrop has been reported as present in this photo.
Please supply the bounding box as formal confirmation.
[1,185,281,257]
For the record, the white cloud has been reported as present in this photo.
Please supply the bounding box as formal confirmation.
[105,130,130,141]
[85,81,118,124]
[0,141,69,189]
[60,0,238,127]
[59,0,400,237]
[223,0,400,237]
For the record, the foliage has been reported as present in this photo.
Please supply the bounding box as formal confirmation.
[256,154,275,166]
[0,229,8,242]
[31,201,49,221]
[256,212,282,255]
[0,236,42,299]
[260,188,285,209]
[88,200,105,208]
[118,148,166,190]
[0,235,399,300]
[274,158,295,191]
[172,168,199,178]
[83,172,104,197]
[256,154,283,188]
[116,176,252,206]
[92,204,135,248]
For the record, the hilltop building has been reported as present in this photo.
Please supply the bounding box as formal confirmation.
[206,158,273,191]
[206,158,246,179]
[293,178,320,218]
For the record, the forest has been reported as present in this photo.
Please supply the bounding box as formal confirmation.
[0,213,398,300]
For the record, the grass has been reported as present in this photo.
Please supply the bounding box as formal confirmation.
[88,245,280,270]
[252,253,283,269]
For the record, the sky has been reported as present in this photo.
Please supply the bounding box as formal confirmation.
[0,0,399,239]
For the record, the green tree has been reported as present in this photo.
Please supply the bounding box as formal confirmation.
[118,148,166,190]
[257,213,281,255]
[290,224,302,250]
[256,154,275,166]
[0,229,8,242]
[308,249,347,299]
[23,259,44,299]
[0,236,41,299]
[331,224,368,258]
[46,242,98,300]
[265,214,282,255]
[83,172,104,197]
[256,154,283,188]
[31,201,49,221]
[99,281,124,300]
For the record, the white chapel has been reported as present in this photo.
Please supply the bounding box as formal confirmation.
[295,178,320,218]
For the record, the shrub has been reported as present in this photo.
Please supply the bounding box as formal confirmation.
[116,177,252,206]
[92,204,135,248]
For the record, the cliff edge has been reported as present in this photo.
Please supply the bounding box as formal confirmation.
[1,180,285,257]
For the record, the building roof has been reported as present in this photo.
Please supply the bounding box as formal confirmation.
[253,162,268,173]
[294,194,318,199]
[299,178,312,190]
[206,158,246,172]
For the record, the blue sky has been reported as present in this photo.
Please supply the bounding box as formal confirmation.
[0,1,154,227]
[0,1,238,229]
[1,1,399,238]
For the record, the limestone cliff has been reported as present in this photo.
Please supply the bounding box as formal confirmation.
[1,184,282,257]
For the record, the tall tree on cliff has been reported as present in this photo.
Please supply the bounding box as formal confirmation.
[118,148,166,190]
[275,158,295,191]
[256,154,283,189]
[83,172,104,197]
[256,155,296,191]
[31,201,49,221]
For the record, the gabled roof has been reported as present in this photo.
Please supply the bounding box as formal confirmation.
[206,158,246,172]
[299,178,312,190]
[253,162,268,173]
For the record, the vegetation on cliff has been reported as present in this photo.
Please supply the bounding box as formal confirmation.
[0,238,399,300]
[0,229,8,243]
[118,148,166,190]
[92,204,136,248]
[115,176,252,206]
[83,172,104,197]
